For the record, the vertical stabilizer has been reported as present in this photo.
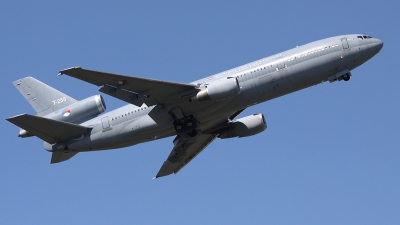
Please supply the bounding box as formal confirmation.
[13,77,77,116]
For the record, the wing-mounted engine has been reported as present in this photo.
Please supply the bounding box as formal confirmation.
[43,95,106,124]
[190,77,241,102]
[218,113,266,139]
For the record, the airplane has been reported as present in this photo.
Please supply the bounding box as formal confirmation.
[6,34,383,179]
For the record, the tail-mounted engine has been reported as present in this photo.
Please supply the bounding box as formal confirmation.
[190,77,241,102]
[44,95,106,124]
[218,113,267,139]
[18,95,106,138]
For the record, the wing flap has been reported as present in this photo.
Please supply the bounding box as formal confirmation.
[155,134,218,178]
[6,114,90,144]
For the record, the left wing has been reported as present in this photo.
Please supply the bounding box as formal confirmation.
[59,67,198,106]
[155,133,218,179]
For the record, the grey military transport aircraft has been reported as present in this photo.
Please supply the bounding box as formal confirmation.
[6,34,383,178]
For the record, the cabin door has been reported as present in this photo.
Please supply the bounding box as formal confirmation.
[341,38,349,49]
[101,117,110,129]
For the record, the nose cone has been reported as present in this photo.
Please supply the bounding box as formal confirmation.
[374,38,383,52]
[365,38,383,59]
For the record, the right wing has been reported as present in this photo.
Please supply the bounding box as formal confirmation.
[59,67,198,107]
[155,133,218,179]
[6,114,90,144]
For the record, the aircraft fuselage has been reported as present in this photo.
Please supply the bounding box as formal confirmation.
[44,34,383,152]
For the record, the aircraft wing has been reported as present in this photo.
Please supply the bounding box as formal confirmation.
[51,151,79,164]
[59,67,198,106]
[155,133,218,179]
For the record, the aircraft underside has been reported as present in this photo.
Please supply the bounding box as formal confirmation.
[6,34,383,178]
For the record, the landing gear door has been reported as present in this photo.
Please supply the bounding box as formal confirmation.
[101,117,110,129]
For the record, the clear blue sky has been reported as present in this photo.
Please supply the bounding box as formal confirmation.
[1,1,399,224]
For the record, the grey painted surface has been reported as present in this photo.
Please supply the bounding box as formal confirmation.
[6,34,383,177]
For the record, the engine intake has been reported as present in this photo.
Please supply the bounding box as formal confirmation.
[219,113,266,139]
[191,77,241,102]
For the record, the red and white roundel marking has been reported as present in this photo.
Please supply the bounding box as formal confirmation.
[62,108,71,117]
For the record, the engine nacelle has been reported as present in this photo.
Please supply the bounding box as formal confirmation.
[219,113,266,139]
[190,77,240,102]
[44,95,106,124]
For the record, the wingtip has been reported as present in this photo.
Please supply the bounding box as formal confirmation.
[58,66,82,76]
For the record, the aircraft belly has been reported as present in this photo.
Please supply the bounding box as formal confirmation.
[67,115,175,151]
[66,126,123,151]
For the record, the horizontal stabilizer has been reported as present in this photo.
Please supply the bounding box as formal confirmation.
[6,114,90,144]
[51,151,79,164]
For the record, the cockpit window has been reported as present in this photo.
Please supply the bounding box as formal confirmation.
[358,35,373,40]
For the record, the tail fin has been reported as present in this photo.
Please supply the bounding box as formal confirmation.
[13,77,77,116]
